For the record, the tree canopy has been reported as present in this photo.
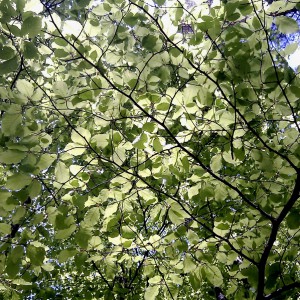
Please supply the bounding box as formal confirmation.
[0,0,300,299]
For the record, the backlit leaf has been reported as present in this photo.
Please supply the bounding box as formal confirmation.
[71,127,91,145]
[275,16,299,34]
[144,285,160,300]
[55,161,69,183]
[133,133,148,149]
[204,265,223,287]
[211,155,222,172]
[16,80,34,97]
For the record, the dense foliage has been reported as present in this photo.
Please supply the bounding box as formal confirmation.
[0,0,299,299]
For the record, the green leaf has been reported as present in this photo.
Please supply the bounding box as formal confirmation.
[0,223,11,234]
[142,35,158,52]
[55,161,69,183]
[181,156,190,173]
[5,259,21,278]
[28,179,42,198]
[0,46,15,60]
[153,137,163,152]
[168,209,183,225]
[156,101,169,110]
[0,150,26,164]
[55,224,77,239]
[275,16,299,34]
[11,246,24,262]
[6,173,32,190]
[53,81,68,97]
[226,12,240,21]
[64,143,86,156]
[143,122,156,133]
[124,12,139,26]
[104,203,118,219]
[23,41,39,59]
[154,0,165,5]
[169,273,183,285]
[82,207,100,227]
[133,133,148,149]
[204,265,223,287]
[71,127,91,145]
[0,56,19,75]
[76,0,91,8]
[37,154,56,171]
[210,155,222,172]
[54,48,69,58]
[16,80,34,97]
[121,226,135,239]
[12,279,31,286]
[93,3,111,16]
[284,43,298,56]
[105,256,117,279]
[240,265,258,288]
[12,207,26,224]
[189,269,201,290]
[88,236,102,249]
[148,276,161,284]
[183,255,196,273]
[42,263,54,271]
[58,249,77,263]
[144,285,160,300]
[75,229,92,249]
[63,20,83,36]
[174,7,183,22]
[91,134,109,149]
[21,16,42,38]
[1,104,22,136]
[26,245,45,266]
[286,210,300,229]
[168,202,190,225]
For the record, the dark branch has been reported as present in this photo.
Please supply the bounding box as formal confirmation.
[265,282,300,299]
[91,260,113,290]
[256,174,300,299]
[10,56,23,90]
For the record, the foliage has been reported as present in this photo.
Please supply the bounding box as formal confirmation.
[0,0,299,299]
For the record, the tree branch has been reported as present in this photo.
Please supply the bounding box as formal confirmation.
[91,260,113,290]
[10,56,23,90]
[266,7,299,17]
[264,281,300,299]
[256,174,300,299]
